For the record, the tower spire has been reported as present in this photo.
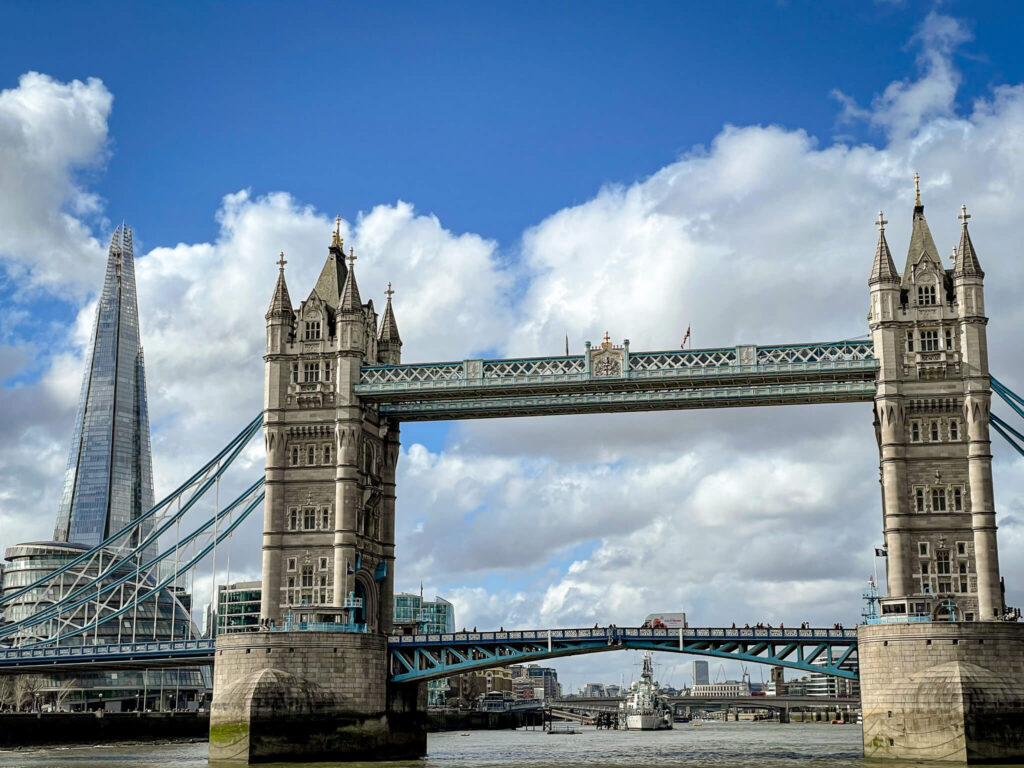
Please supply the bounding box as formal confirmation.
[869,211,899,285]
[266,251,294,319]
[378,282,402,344]
[902,173,942,284]
[339,246,362,312]
[953,204,984,278]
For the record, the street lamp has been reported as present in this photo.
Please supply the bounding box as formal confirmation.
[98,692,103,711]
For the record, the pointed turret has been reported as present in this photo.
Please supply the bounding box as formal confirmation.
[869,212,899,285]
[378,283,402,365]
[902,173,943,285]
[266,252,294,319]
[312,216,349,307]
[953,204,984,279]
[339,247,362,313]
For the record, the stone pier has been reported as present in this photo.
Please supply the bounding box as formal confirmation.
[859,622,1024,763]
[209,631,425,763]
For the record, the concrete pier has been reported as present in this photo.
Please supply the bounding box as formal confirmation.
[209,631,425,763]
[859,622,1024,763]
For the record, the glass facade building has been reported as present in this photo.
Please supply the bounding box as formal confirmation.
[216,581,263,635]
[393,593,455,706]
[54,225,155,555]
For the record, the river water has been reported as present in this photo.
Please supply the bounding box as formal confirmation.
[0,721,971,768]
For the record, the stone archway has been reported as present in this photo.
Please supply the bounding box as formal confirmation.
[354,571,378,632]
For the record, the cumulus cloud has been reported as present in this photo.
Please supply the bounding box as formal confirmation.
[0,72,111,293]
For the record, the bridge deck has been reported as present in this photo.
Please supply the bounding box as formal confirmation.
[355,342,878,420]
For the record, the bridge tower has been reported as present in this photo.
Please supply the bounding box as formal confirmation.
[862,182,1024,763]
[261,221,400,630]
[210,223,424,764]
[868,180,1001,622]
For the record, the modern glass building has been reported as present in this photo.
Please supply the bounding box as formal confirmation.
[53,225,155,556]
[216,581,262,635]
[393,592,455,705]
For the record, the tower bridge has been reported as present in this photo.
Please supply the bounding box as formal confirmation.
[4,191,1024,763]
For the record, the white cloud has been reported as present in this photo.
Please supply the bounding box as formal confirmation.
[0,72,111,294]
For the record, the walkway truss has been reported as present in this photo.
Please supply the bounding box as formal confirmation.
[387,626,860,683]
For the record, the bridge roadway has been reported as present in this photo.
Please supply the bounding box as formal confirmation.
[0,626,858,680]
[354,340,878,420]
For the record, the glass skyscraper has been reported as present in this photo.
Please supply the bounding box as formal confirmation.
[53,225,155,551]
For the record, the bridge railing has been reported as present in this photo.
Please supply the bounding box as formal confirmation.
[0,638,215,664]
[357,341,877,394]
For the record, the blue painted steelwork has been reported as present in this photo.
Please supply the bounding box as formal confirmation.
[387,626,859,683]
[0,638,215,671]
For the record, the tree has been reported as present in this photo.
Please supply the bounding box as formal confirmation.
[54,677,78,711]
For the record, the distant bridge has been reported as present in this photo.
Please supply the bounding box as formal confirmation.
[556,694,860,711]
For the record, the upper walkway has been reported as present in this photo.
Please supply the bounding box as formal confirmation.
[355,340,878,420]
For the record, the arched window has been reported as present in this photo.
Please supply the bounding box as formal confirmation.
[307,445,315,465]
[323,445,332,464]
[303,507,316,529]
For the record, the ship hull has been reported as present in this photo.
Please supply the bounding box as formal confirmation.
[624,713,671,730]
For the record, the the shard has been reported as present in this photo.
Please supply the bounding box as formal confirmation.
[53,225,155,549]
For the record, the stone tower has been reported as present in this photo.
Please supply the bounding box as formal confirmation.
[868,178,1002,621]
[261,220,402,630]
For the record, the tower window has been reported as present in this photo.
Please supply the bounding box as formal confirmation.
[319,557,328,570]
[291,363,299,383]
[915,488,925,512]
[957,542,967,556]
[910,421,921,442]
[303,362,320,383]
[932,488,946,512]
[290,446,299,466]
[919,542,929,557]
[930,421,940,441]
[304,321,321,340]
[323,445,331,464]
[289,509,298,530]
[307,445,315,465]
[906,331,914,353]
[287,557,297,572]
[918,285,937,306]
[953,487,963,511]
[921,562,929,575]
[950,421,959,441]
[321,509,330,529]
[920,330,939,351]
[301,565,314,588]
[324,361,332,382]
[936,550,951,575]
[303,507,316,529]
[945,328,954,350]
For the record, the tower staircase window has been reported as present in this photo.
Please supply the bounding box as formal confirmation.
[915,488,925,512]
[324,361,331,381]
[307,445,315,464]
[930,421,940,441]
[945,328,954,349]
[323,445,331,464]
[952,487,963,511]
[910,422,921,442]
[291,363,299,383]
[950,421,959,440]
[918,285,937,306]
[906,331,914,352]
[289,509,298,530]
[290,447,299,466]
[321,509,330,529]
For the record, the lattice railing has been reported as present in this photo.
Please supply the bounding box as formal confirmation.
[482,357,585,378]
[360,363,464,384]
[757,342,875,365]
[630,349,736,371]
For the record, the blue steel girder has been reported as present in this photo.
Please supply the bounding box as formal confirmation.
[355,341,878,421]
[387,626,859,683]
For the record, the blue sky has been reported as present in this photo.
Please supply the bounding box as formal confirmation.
[4,1,1024,688]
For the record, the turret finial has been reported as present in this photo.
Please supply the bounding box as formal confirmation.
[331,216,343,249]
[950,246,957,265]
[959,204,971,227]
[914,172,921,206]
[385,281,394,300]
[277,251,287,271]
[876,211,888,232]
[601,331,612,349]
[347,246,356,268]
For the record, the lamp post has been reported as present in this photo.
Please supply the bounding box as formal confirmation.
[98,692,103,712]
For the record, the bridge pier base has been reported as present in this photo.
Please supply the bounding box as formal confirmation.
[859,622,1024,763]
[209,631,426,764]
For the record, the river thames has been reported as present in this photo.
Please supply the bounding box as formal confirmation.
[0,721,964,768]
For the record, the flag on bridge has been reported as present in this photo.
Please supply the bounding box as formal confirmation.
[874,547,888,557]
[680,325,691,349]
[565,332,569,356]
